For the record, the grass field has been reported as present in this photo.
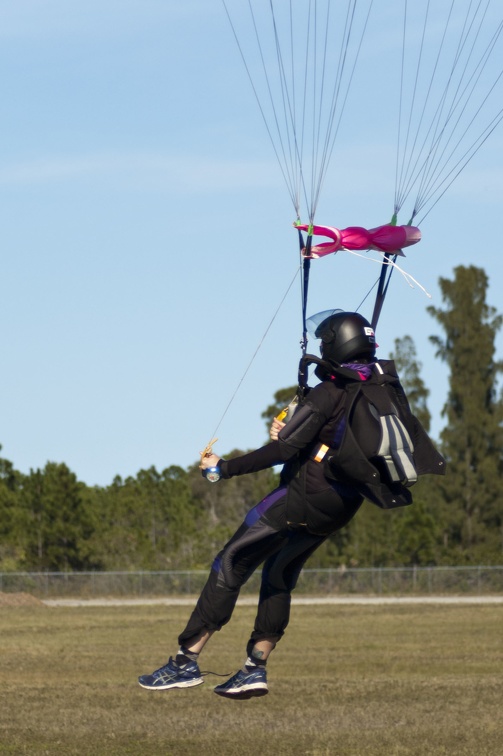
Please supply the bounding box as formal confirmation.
[0,601,502,755]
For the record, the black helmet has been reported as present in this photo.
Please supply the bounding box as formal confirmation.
[308,309,376,363]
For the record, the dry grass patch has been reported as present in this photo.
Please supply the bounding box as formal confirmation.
[0,603,501,755]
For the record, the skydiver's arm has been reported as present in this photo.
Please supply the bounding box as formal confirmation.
[219,442,283,478]
[218,383,337,479]
[276,382,336,457]
[199,442,283,478]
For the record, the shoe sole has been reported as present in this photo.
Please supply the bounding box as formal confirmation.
[138,678,204,691]
[214,686,268,700]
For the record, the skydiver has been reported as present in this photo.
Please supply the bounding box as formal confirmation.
[138,310,443,699]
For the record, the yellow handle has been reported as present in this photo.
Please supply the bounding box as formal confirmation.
[201,437,218,459]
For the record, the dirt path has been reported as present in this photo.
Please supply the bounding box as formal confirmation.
[2,591,501,608]
[42,595,503,607]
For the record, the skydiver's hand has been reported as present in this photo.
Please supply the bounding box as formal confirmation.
[270,417,285,441]
[199,453,221,470]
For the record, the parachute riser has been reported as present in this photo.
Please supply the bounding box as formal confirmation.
[371,213,399,330]
[298,224,313,393]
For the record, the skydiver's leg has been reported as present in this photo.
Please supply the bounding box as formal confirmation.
[177,520,283,649]
[212,489,364,697]
[178,486,288,650]
[212,528,325,699]
[138,487,289,690]
[247,528,326,654]
[246,486,362,655]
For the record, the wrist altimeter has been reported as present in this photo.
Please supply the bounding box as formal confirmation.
[202,466,221,483]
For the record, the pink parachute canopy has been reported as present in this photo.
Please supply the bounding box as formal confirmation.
[296,223,421,258]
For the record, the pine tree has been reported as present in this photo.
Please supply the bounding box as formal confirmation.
[20,463,93,571]
[428,265,503,563]
[0,450,24,570]
[391,335,432,431]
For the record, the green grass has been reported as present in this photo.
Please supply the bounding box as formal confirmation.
[0,603,501,755]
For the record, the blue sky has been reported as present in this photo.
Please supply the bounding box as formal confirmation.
[1,0,502,486]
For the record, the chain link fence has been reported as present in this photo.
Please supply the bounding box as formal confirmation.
[1,566,502,599]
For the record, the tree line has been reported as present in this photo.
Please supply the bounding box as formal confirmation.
[1,266,501,572]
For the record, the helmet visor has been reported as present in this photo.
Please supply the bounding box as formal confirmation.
[306,309,344,338]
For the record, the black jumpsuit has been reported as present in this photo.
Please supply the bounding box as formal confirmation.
[178,376,364,654]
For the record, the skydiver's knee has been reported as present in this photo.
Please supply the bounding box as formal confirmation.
[262,565,297,593]
[266,551,310,593]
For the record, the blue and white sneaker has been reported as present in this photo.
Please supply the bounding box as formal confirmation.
[213,666,268,699]
[138,657,203,691]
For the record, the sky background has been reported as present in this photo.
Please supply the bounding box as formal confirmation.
[1,0,502,487]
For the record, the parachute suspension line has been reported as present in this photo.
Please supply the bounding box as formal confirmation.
[221,0,299,213]
[268,0,331,222]
[263,0,327,218]
[297,0,326,223]
[393,0,503,222]
[394,0,464,215]
[355,276,380,315]
[394,0,407,214]
[415,105,503,224]
[296,0,311,217]
[311,0,349,221]
[412,18,503,220]
[267,0,342,223]
[288,0,301,215]
[311,0,374,220]
[268,0,305,217]
[221,0,371,393]
[394,0,434,216]
[409,0,482,215]
[222,0,374,224]
[410,0,495,218]
[394,0,408,214]
[394,0,460,216]
[207,265,300,444]
[308,0,321,221]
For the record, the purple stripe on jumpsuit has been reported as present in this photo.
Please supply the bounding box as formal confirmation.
[245,486,286,526]
[211,486,286,574]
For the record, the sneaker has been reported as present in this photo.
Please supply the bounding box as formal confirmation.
[138,657,203,691]
[213,666,268,699]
